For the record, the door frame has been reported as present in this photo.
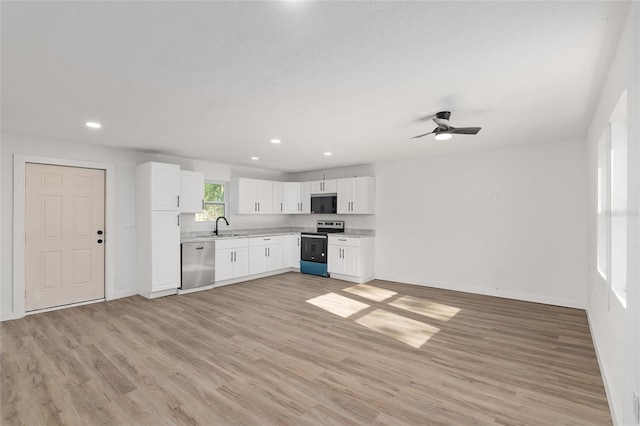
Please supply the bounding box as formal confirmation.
[12,154,116,319]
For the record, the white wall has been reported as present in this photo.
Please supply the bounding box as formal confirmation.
[293,140,588,309]
[0,131,289,319]
[585,2,639,425]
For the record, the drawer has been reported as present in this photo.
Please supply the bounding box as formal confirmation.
[249,235,283,247]
[328,236,361,247]
[215,238,249,250]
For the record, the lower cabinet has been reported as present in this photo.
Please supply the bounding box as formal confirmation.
[215,239,249,282]
[290,233,301,268]
[212,233,367,286]
[249,236,283,275]
[150,211,181,292]
[328,236,375,283]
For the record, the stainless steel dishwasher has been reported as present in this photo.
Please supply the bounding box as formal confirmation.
[181,242,215,290]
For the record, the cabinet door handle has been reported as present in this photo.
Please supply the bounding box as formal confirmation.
[177,214,180,226]
[264,247,267,257]
[177,195,180,207]
[202,199,205,210]
[267,247,270,257]
[338,238,347,241]
[231,252,233,262]
[263,238,271,241]
[234,251,236,262]
[281,202,283,212]
[258,202,260,212]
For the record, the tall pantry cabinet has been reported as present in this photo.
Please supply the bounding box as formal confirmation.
[136,162,181,298]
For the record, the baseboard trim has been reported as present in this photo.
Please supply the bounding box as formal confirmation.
[1,311,24,322]
[25,298,105,316]
[214,268,296,288]
[115,289,138,299]
[374,274,585,309]
[586,308,621,425]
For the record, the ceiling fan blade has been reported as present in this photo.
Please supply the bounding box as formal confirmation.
[451,127,481,135]
[410,132,434,139]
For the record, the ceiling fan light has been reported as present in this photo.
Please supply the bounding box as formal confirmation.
[435,132,452,141]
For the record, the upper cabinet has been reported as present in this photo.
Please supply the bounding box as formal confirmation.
[231,176,374,215]
[231,178,274,214]
[310,179,337,194]
[283,182,301,213]
[300,182,311,214]
[148,162,180,211]
[179,170,205,213]
[272,181,285,214]
[337,177,376,214]
[281,182,310,214]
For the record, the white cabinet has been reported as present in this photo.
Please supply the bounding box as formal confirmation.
[310,179,337,194]
[283,182,301,213]
[136,162,181,298]
[256,180,273,213]
[249,236,284,274]
[290,233,301,268]
[282,182,311,214]
[215,238,249,282]
[179,170,204,213]
[300,182,311,214]
[272,182,285,214]
[231,178,273,214]
[328,236,375,284]
[151,162,181,210]
[337,177,376,214]
[151,211,181,291]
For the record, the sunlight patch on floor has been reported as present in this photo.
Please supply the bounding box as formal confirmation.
[343,284,397,302]
[389,295,460,322]
[355,309,440,348]
[306,293,370,318]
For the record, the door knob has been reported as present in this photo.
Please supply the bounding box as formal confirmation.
[97,230,103,235]
[97,239,103,244]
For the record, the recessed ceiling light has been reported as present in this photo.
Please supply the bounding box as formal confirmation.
[85,121,102,129]
[251,156,259,160]
[324,152,332,156]
[270,139,281,144]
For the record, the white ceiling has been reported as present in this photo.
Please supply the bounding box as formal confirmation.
[1,1,630,172]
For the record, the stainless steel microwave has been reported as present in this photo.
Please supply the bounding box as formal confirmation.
[311,195,337,214]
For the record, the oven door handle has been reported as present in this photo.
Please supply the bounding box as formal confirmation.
[301,234,328,239]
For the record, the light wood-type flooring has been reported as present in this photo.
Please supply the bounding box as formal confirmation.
[1,273,611,425]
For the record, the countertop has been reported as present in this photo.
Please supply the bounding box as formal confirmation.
[180,227,374,243]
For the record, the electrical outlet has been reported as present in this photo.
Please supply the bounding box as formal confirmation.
[633,391,639,423]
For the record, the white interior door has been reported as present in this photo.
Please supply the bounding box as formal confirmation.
[25,163,105,311]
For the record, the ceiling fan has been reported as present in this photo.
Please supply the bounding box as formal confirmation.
[411,111,481,140]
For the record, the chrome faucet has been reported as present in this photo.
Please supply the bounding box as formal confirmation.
[214,216,230,236]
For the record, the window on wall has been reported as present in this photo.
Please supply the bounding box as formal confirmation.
[609,90,627,307]
[597,129,609,281]
[598,90,628,308]
[195,182,227,222]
